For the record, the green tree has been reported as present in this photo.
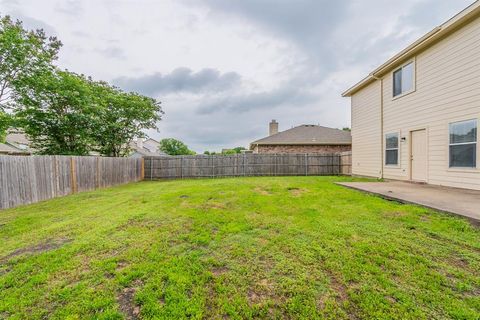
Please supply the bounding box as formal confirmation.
[0,15,61,110]
[14,70,97,155]
[222,149,237,155]
[342,127,351,132]
[92,82,163,157]
[0,111,11,142]
[159,138,195,156]
[232,147,246,153]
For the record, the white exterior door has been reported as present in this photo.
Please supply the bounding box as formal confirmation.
[411,129,427,182]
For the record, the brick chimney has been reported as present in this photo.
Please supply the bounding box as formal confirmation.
[269,120,278,136]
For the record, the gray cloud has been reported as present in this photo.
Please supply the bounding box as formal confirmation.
[96,46,127,60]
[113,68,241,96]
[197,84,316,115]
[193,0,349,75]
[55,0,83,16]
[4,11,57,35]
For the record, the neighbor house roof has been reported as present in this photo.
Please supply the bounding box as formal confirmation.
[251,125,351,146]
[0,131,32,155]
[128,140,168,157]
[0,142,30,155]
[342,1,480,97]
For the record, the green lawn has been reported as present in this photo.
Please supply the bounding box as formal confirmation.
[0,177,479,320]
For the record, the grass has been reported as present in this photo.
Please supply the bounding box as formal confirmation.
[0,176,479,320]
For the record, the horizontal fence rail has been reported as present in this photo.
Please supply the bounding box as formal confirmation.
[145,152,352,180]
[0,155,143,210]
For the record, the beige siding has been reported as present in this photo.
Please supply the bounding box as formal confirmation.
[351,15,480,190]
[351,81,382,178]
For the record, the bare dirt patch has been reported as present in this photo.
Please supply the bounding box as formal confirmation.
[116,260,129,271]
[287,187,307,197]
[318,269,359,319]
[211,266,228,276]
[1,238,71,263]
[383,211,407,218]
[117,279,143,320]
[254,187,272,196]
[116,218,163,231]
[247,278,275,305]
[198,198,228,210]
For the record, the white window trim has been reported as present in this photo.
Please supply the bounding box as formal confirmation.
[392,59,416,100]
[448,118,478,169]
[385,132,400,167]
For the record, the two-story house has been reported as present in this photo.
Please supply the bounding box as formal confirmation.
[342,1,480,191]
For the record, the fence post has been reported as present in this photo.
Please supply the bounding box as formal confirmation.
[305,154,308,176]
[52,156,58,197]
[180,156,184,179]
[141,158,145,181]
[212,156,216,178]
[70,157,77,194]
[243,154,246,176]
[274,154,277,176]
[95,157,100,188]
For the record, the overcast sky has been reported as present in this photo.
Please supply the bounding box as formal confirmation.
[1,0,474,152]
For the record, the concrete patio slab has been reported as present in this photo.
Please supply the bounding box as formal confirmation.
[337,181,480,222]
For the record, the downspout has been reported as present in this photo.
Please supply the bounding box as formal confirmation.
[372,74,384,179]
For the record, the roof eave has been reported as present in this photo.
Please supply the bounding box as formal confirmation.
[253,142,352,146]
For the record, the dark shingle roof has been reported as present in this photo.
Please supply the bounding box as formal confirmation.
[251,125,351,146]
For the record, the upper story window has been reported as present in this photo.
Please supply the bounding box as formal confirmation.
[449,119,477,168]
[385,133,399,165]
[393,62,414,97]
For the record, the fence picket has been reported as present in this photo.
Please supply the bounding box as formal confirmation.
[0,156,143,210]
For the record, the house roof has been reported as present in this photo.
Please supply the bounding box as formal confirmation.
[251,125,351,146]
[128,140,168,157]
[0,142,30,155]
[6,132,30,145]
[342,1,480,97]
[1,131,32,155]
[144,138,160,145]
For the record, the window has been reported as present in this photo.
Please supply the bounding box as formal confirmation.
[393,62,414,97]
[385,133,399,165]
[449,119,477,168]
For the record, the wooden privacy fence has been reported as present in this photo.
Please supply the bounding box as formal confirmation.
[0,156,143,210]
[145,152,352,179]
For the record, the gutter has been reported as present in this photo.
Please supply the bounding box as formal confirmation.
[372,75,384,179]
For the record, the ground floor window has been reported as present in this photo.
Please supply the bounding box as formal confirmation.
[385,133,399,165]
[449,119,477,168]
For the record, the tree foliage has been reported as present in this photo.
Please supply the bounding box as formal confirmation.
[0,15,61,110]
[159,138,195,156]
[92,82,163,157]
[0,110,12,142]
[14,70,97,155]
[1,14,163,156]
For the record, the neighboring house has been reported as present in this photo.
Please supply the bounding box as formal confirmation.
[250,120,351,154]
[0,131,32,155]
[342,2,480,190]
[129,138,168,157]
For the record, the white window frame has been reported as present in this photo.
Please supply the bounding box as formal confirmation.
[392,59,416,99]
[448,119,477,169]
[385,132,400,166]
